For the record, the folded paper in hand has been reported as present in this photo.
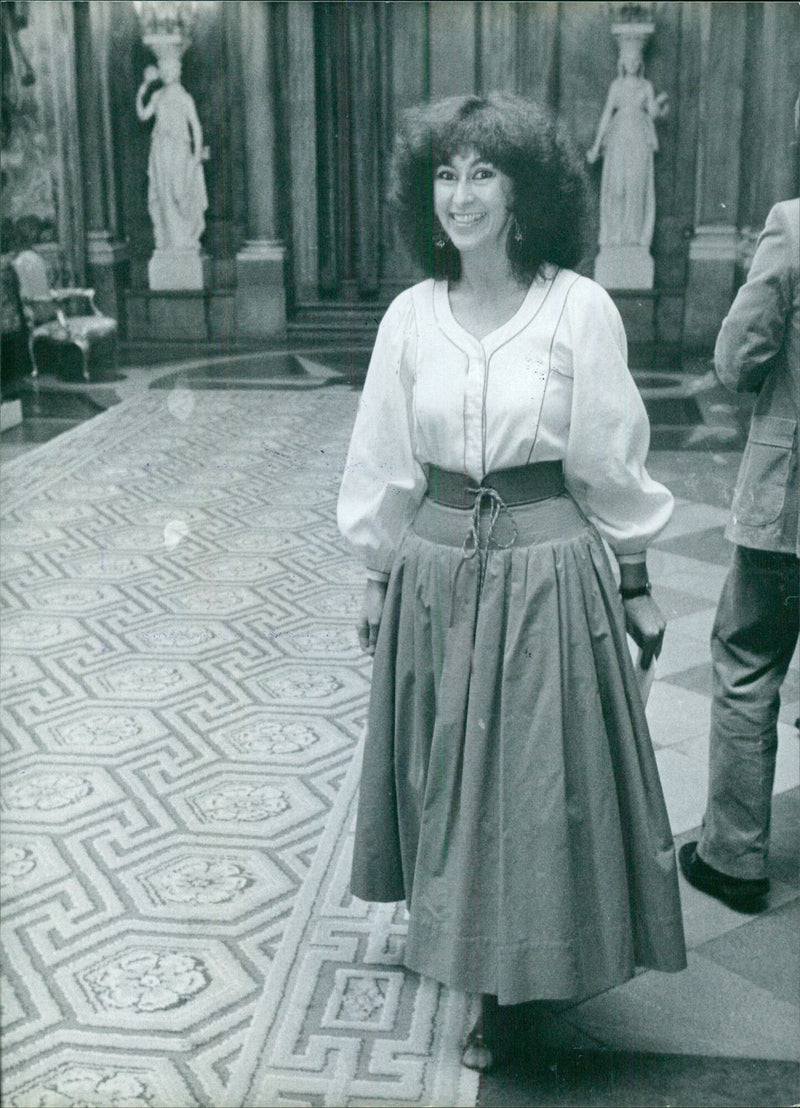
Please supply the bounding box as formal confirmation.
[633,644,656,706]
[627,635,656,706]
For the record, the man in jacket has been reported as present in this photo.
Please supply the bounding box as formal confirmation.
[680,95,799,914]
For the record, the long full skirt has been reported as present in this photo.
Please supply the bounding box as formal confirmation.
[351,493,687,1006]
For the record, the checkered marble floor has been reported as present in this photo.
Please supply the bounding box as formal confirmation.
[1,358,797,1107]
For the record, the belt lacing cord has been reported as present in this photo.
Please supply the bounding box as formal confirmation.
[449,486,519,626]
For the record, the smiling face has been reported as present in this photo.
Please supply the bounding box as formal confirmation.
[433,149,514,258]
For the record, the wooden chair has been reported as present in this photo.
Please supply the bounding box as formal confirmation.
[11,249,117,381]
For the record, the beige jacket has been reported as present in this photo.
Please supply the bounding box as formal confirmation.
[716,199,799,556]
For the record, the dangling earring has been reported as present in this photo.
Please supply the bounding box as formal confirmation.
[512,216,523,245]
[433,224,447,249]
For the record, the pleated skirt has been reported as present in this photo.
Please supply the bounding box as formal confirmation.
[351,492,687,1006]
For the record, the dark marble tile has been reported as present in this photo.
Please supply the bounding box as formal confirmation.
[649,427,697,451]
[661,661,715,697]
[653,526,733,566]
[19,389,109,420]
[119,341,268,367]
[149,353,309,389]
[645,397,704,427]
[698,900,799,1006]
[635,371,686,389]
[0,418,81,445]
[769,789,800,888]
[150,377,331,391]
[300,348,373,376]
[478,1052,800,1107]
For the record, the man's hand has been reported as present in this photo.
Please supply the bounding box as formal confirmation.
[623,593,666,669]
[357,579,388,656]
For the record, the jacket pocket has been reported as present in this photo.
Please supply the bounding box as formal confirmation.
[732,415,797,527]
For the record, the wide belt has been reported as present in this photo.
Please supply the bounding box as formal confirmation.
[426,461,565,510]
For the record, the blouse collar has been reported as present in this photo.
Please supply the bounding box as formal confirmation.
[433,266,559,358]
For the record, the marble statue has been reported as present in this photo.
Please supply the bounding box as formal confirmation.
[135,50,207,288]
[587,27,668,289]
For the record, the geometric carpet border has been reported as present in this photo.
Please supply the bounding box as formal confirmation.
[228,735,480,1107]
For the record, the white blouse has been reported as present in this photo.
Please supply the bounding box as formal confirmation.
[337,268,673,581]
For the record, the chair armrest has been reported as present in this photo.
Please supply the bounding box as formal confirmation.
[51,287,96,300]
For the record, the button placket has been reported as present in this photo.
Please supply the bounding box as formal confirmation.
[463,349,486,479]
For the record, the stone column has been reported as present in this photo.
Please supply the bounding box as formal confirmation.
[76,1,129,322]
[39,1,85,285]
[234,1,287,338]
[683,2,747,349]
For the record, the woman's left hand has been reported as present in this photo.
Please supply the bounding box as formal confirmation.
[623,593,666,669]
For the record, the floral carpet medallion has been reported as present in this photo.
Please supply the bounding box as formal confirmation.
[9,1062,165,1107]
[81,949,210,1014]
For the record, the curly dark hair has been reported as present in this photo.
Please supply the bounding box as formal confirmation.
[389,92,591,283]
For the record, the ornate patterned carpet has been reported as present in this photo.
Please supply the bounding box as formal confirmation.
[0,387,477,1107]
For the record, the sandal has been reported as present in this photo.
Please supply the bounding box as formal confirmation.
[461,1020,494,1072]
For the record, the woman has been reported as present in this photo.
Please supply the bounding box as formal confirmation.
[338,93,686,1071]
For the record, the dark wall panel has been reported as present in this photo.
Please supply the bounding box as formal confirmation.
[428,1,477,99]
[479,2,517,95]
[516,1,560,108]
[696,2,747,227]
[558,1,615,152]
[739,1,800,231]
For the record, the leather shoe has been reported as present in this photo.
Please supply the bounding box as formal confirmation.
[679,841,768,913]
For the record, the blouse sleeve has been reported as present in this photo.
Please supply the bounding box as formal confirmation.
[337,290,427,580]
[563,278,673,556]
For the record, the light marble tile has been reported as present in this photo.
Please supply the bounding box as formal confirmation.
[669,608,719,645]
[775,727,800,793]
[653,629,711,679]
[656,747,709,834]
[647,682,710,748]
[564,952,800,1059]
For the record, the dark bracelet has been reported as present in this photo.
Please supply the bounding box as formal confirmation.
[620,582,652,600]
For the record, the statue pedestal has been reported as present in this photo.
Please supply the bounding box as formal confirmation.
[594,245,654,290]
[148,249,206,291]
[683,225,738,350]
[235,240,286,338]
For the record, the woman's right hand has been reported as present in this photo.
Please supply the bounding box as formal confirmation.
[357,578,388,656]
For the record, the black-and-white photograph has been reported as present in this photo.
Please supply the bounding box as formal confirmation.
[1,2,798,1105]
